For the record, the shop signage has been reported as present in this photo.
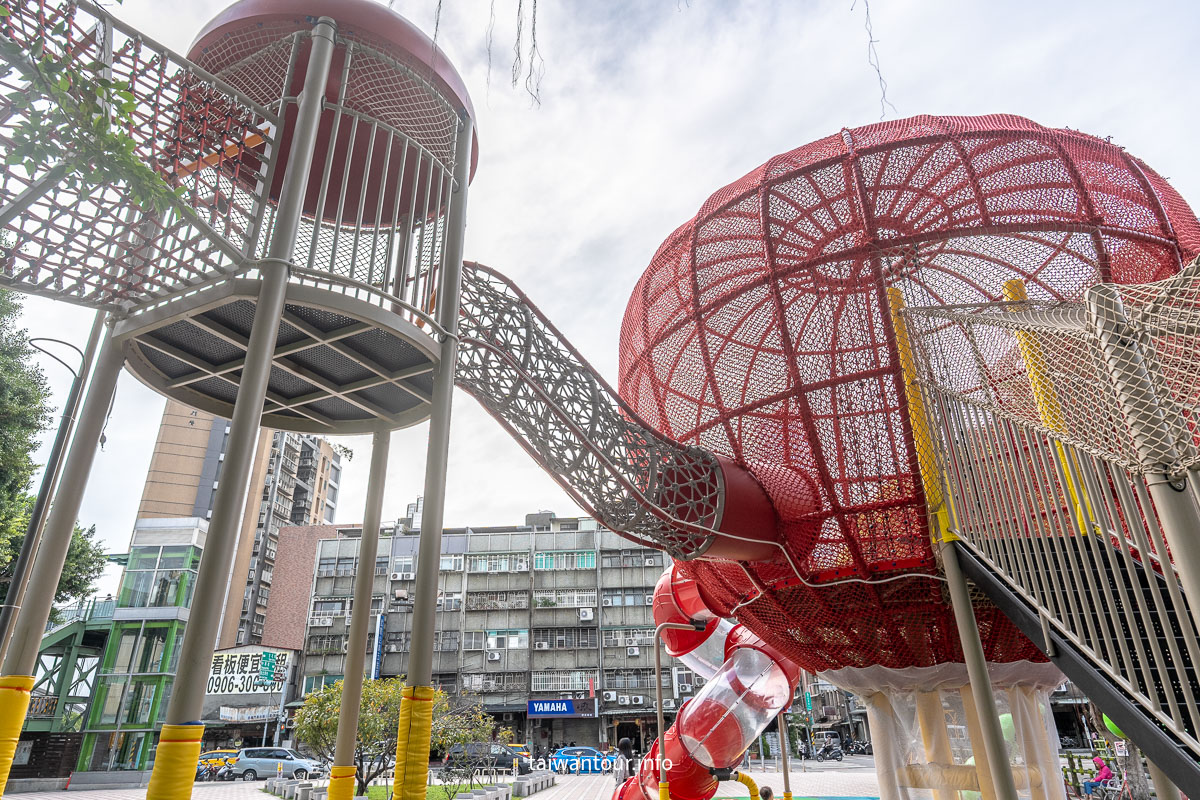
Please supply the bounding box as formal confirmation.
[207,649,289,695]
[527,699,594,718]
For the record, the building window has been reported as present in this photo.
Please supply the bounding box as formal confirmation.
[533,627,598,650]
[466,591,529,611]
[306,635,345,655]
[436,592,462,612]
[557,521,579,532]
[439,554,464,572]
[463,631,485,651]
[603,628,655,648]
[603,669,670,691]
[433,673,458,694]
[602,550,664,569]
[463,672,527,692]
[486,630,528,650]
[602,588,655,607]
[533,550,596,571]
[532,589,597,608]
[467,553,529,573]
[303,674,343,695]
[530,670,595,693]
[385,632,411,651]
[393,557,415,574]
[434,631,460,652]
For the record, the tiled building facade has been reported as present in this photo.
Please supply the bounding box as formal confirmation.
[288,510,698,751]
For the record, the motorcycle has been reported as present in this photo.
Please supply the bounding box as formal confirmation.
[844,739,871,755]
[814,743,844,762]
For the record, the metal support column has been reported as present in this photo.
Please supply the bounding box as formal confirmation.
[1087,283,1200,630]
[2,325,122,676]
[144,17,338,800]
[943,540,1018,799]
[776,708,793,800]
[0,312,104,664]
[393,112,472,800]
[328,429,390,800]
[1149,759,1183,800]
[886,287,1017,800]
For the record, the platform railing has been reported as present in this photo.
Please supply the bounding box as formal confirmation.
[0,0,280,311]
[900,262,1200,766]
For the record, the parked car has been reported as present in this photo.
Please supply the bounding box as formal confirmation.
[198,749,238,767]
[549,746,613,774]
[232,748,325,780]
[443,743,532,774]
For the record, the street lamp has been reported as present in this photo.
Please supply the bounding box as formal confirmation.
[653,619,706,800]
[0,314,105,661]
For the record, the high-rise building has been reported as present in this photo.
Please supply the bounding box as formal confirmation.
[135,400,341,647]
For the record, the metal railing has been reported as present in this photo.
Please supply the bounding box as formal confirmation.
[902,267,1200,762]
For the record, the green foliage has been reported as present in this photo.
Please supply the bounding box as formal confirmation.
[0,290,49,520]
[0,1,183,215]
[0,497,107,607]
[432,693,511,799]
[293,677,411,796]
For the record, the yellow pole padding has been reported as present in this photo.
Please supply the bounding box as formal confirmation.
[734,772,759,798]
[145,723,205,800]
[901,763,1043,791]
[886,287,958,544]
[0,675,33,799]
[1002,279,1092,535]
[327,765,357,800]
[393,685,435,800]
[659,780,670,800]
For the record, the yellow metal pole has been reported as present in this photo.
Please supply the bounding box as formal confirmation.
[1001,279,1091,534]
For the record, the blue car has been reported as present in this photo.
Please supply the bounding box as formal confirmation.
[549,746,613,774]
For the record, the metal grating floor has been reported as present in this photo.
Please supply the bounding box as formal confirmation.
[123,295,437,433]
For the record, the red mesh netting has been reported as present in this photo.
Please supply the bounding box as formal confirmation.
[617,114,1200,673]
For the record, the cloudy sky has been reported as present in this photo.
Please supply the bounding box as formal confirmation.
[16,0,1200,594]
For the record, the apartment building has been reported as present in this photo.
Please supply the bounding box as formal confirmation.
[134,400,341,647]
[292,509,692,752]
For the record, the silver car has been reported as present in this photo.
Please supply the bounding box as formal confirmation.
[233,748,324,780]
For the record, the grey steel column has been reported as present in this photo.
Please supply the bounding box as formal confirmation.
[1086,284,1200,630]
[1148,759,1182,800]
[0,311,104,663]
[942,540,1018,800]
[162,16,338,726]
[333,429,390,766]
[3,324,123,675]
[406,113,473,690]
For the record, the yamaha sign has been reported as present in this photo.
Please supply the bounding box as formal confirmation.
[527,699,595,718]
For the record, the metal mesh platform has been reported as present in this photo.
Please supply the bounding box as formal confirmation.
[116,278,438,433]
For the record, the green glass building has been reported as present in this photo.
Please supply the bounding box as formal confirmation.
[75,518,204,772]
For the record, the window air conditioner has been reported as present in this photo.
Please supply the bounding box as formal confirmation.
[487,652,501,662]
[601,598,613,607]
[502,713,514,721]
[618,695,630,706]
[679,683,693,694]
[645,595,654,606]
[535,642,550,650]
[644,558,656,567]
[626,646,640,657]
[602,691,617,702]
[632,695,644,705]
[578,608,594,621]
[625,637,637,646]
[663,699,676,710]
[390,572,403,581]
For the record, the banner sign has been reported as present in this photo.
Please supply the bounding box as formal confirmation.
[527,699,595,718]
[207,649,289,695]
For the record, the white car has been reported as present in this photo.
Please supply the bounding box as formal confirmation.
[232,748,324,780]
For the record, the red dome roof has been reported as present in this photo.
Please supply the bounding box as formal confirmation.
[618,113,1200,673]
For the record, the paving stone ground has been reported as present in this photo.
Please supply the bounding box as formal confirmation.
[8,762,882,800]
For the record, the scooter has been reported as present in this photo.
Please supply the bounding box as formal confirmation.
[844,739,869,755]
[814,743,844,762]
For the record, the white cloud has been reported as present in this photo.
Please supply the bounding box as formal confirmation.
[16,0,1200,594]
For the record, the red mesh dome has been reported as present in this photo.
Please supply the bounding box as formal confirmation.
[618,114,1200,673]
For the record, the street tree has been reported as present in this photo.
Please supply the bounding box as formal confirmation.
[431,693,512,800]
[293,677,409,796]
